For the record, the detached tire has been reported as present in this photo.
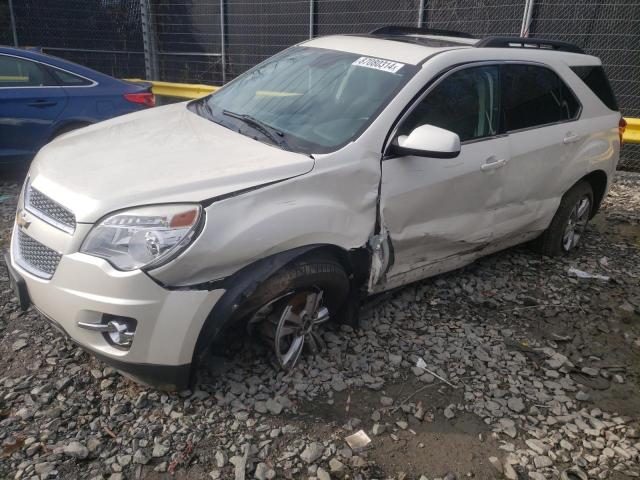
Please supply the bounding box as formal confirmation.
[533,181,594,256]
[234,252,350,369]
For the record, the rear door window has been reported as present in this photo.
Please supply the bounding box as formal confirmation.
[0,54,56,87]
[570,65,618,111]
[502,64,580,131]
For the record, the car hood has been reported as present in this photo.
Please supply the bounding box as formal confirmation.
[28,102,314,223]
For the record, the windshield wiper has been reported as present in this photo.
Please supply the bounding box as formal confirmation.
[222,109,288,150]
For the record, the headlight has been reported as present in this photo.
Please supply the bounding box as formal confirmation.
[81,204,202,271]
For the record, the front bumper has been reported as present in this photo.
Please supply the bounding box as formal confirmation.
[6,230,224,390]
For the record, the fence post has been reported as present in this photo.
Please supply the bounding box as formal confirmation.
[220,0,227,84]
[8,0,18,46]
[309,0,316,38]
[417,0,425,28]
[520,0,535,37]
[140,0,159,80]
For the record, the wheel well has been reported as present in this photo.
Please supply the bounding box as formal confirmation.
[300,244,371,294]
[49,121,92,142]
[580,170,608,218]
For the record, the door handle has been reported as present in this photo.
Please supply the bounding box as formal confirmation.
[480,158,506,171]
[28,100,58,108]
[563,133,581,144]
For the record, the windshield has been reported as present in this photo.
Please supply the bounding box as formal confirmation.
[191,46,417,154]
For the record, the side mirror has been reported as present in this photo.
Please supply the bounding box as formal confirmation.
[391,124,461,158]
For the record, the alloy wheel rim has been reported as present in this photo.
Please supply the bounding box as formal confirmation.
[562,195,591,252]
[250,288,329,369]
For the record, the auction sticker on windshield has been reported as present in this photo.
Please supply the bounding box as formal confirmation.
[352,57,405,73]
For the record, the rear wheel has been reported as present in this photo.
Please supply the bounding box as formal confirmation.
[533,181,593,256]
[239,253,349,369]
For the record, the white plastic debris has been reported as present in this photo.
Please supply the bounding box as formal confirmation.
[568,267,610,281]
[416,357,427,370]
[599,256,609,267]
[345,430,371,451]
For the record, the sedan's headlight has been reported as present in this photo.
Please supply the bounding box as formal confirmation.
[81,204,202,271]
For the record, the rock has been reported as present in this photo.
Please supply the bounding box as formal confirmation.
[507,397,525,413]
[153,442,170,457]
[581,367,599,377]
[254,462,276,480]
[11,339,27,351]
[498,418,517,438]
[317,467,331,480]
[265,398,283,415]
[86,438,102,455]
[488,456,502,473]
[380,396,394,406]
[133,448,151,465]
[396,420,408,430]
[419,373,435,383]
[475,347,491,362]
[34,462,55,476]
[300,442,324,463]
[525,439,547,455]
[372,423,385,435]
[529,473,546,480]
[63,441,89,459]
[329,458,345,474]
[215,450,227,468]
[444,405,455,419]
[576,391,589,401]
[503,462,518,480]
[230,452,248,480]
[388,353,402,364]
[533,455,552,468]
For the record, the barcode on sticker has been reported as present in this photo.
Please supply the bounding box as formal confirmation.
[352,56,404,73]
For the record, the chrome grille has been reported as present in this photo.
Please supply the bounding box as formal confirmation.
[16,230,62,279]
[26,186,76,233]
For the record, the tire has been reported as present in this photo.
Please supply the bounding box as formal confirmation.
[233,252,350,369]
[533,180,594,256]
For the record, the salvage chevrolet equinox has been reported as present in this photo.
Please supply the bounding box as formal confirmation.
[5,27,624,390]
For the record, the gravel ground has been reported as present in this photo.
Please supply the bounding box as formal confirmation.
[1,171,639,480]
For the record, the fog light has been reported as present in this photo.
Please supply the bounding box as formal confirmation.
[105,319,135,346]
[77,314,137,348]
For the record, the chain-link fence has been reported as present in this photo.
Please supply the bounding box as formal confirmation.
[1,0,639,169]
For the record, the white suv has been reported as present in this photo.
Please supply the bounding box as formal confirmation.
[5,28,623,389]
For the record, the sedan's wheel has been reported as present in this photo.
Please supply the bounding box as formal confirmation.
[237,252,349,370]
[532,180,594,257]
[250,288,330,369]
[562,195,591,252]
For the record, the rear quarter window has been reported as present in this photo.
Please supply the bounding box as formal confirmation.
[49,67,93,86]
[570,65,619,111]
[502,64,580,131]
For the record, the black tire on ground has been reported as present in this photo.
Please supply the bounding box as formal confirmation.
[532,180,594,257]
[233,252,350,327]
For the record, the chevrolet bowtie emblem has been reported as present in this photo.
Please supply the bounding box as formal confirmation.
[16,209,31,230]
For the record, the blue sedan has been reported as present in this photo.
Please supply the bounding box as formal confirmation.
[0,46,154,165]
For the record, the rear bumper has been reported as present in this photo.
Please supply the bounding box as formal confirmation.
[5,230,225,390]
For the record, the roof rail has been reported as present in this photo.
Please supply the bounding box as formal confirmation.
[369,25,475,39]
[475,36,584,54]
